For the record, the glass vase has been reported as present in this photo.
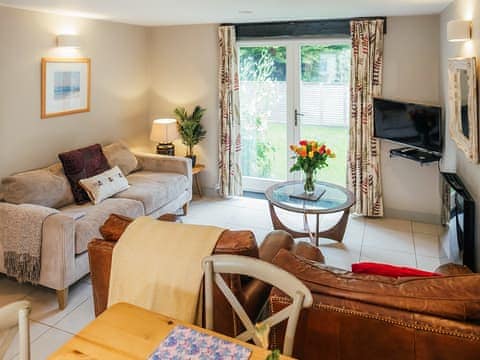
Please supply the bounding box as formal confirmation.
[304,170,315,195]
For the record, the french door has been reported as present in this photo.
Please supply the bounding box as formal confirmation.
[239,39,351,192]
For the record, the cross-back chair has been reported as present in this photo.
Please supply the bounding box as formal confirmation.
[0,300,31,360]
[203,254,312,356]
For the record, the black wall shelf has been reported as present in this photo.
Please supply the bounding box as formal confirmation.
[389,147,441,164]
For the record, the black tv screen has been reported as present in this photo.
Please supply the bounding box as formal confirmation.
[373,98,442,153]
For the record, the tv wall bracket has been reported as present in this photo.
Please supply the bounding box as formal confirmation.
[389,147,441,165]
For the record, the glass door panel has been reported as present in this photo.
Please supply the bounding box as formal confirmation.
[239,46,288,191]
[299,44,351,186]
[239,41,351,192]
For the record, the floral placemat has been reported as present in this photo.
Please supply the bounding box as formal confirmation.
[148,325,252,360]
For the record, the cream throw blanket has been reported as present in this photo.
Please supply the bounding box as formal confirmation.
[108,217,224,324]
[0,203,59,283]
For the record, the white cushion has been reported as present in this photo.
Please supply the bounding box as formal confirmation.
[79,166,129,205]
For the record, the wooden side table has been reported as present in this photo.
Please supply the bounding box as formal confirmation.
[192,164,205,197]
[265,181,355,246]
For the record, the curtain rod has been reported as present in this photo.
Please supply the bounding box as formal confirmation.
[221,17,387,35]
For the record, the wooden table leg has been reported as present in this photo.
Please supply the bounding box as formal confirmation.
[268,201,349,244]
[194,174,203,197]
[316,209,350,242]
[269,202,311,239]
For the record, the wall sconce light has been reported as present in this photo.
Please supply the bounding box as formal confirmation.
[447,20,472,42]
[56,34,80,48]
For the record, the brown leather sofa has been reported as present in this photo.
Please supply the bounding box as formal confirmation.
[87,214,323,337]
[269,249,480,360]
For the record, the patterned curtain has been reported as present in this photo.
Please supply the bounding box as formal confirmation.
[218,25,242,197]
[348,19,385,217]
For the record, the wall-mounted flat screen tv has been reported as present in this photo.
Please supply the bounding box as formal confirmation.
[373,98,442,154]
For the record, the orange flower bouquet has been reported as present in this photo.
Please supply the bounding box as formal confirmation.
[290,140,336,194]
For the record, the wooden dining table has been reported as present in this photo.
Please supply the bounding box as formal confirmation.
[50,302,293,359]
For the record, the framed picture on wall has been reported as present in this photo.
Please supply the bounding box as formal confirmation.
[41,57,91,119]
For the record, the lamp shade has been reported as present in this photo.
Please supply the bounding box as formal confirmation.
[150,118,178,143]
[447,20,471,42]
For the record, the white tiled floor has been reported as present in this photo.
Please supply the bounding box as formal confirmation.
[1,196,447,359]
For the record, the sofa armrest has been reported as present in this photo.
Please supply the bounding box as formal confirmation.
[0,203,74,290]
[134,152,192,180]
[88,239,115,317]
[40,213,76,290]
[435,263,473,275]
[259,230,294,262]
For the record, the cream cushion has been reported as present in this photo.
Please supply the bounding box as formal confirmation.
[79,166,129,205]
[103,142,139,175]
[115,171,189,214]
[1,163,74,208]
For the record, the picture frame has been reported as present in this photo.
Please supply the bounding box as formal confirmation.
[448,57,478,162]
[41,57,91,119]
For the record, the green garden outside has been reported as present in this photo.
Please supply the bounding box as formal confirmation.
[239,44,350,187]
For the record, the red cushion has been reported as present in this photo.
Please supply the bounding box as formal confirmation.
[351,262,441,277]
[59,144,110,204]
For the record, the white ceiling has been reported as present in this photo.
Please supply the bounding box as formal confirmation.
[0,0,453,26]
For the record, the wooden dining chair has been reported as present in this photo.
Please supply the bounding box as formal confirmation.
[0,300,31,360]
[202,254,313,356]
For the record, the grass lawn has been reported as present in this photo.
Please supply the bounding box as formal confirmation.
[242,123,348,186]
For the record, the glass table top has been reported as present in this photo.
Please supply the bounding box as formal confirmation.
[265,181,355,214]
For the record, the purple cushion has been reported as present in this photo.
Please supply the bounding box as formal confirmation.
[58,144,111,204]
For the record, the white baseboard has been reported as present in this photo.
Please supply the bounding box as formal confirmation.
[196,187,220,198]
[384,208,441,224]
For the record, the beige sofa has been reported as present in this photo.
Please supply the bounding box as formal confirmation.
[0,143,192,309]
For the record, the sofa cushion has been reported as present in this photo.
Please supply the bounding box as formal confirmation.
[60,198,144,254]
[2,163,74,208]
[115,171,188,214]
[59,144,111,204]
[272,250,480,322]
[351,262,441,277]
[103,142,139,176]
[79,166,129,205]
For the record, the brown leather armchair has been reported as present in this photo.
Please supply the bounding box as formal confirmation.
[269,248,480,360]
[87,214,323,338]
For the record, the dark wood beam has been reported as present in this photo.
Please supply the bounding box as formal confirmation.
[223,17,387,39]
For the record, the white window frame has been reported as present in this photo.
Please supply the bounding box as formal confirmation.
[238,38,351,193]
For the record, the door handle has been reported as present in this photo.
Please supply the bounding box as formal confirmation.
[294,109,304,126]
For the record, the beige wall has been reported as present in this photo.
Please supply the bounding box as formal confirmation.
[0,6,151,181]
[147,16,443,217]
[382,15,442,223]
[440,0,480,268]
[149,24,219,195]
[0,7,445,219]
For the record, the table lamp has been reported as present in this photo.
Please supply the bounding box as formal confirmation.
[150,118,179,155]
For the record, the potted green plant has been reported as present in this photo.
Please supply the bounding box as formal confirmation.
[174,105,207,167]
[265,350,281,360]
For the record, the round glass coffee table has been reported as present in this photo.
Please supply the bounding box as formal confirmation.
[265,181,355,246]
